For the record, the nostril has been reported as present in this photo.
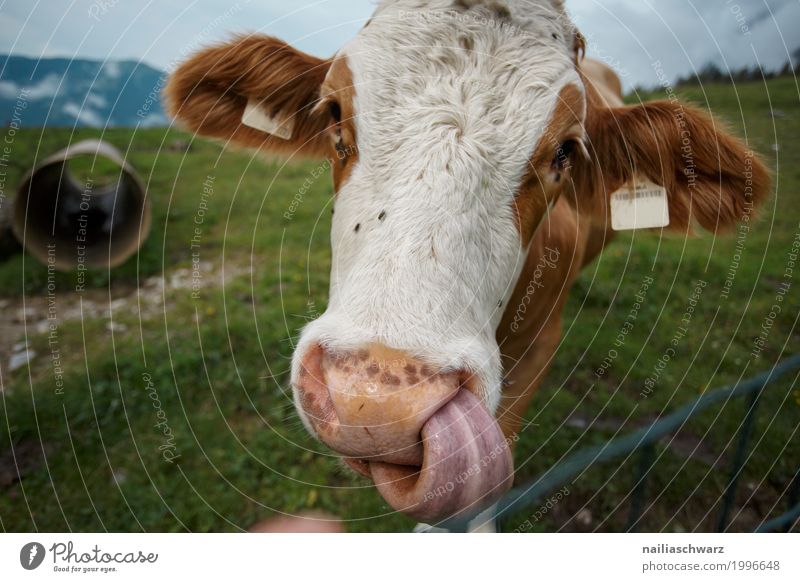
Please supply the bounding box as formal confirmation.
[296,345,338,428]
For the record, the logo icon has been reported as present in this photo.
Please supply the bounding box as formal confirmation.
[20,542,46,570]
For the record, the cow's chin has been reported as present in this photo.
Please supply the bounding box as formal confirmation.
[341,389,513,524]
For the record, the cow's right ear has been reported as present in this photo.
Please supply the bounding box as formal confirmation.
[165,35,332,157]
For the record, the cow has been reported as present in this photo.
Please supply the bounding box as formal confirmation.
[166,0,770,529]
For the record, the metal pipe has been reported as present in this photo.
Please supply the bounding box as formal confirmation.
[8,139,151,271]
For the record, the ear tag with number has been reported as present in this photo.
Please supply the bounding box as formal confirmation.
[241,100,294,140]
[610,175,670,231]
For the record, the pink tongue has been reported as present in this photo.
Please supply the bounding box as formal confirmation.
[368,389,513,523]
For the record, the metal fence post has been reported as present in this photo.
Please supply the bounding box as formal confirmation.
[715,388,762,532]
[780,469,800,533]
[626,443,657,532]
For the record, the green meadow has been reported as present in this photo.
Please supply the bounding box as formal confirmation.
[1,75,798,532]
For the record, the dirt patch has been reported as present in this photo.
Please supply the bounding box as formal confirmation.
[0,261,249,391]
[0,439,54,488]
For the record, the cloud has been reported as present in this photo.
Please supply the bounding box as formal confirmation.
[567,0,800,88]
[0,80,20,99]
[103,61,121,79]
[0,0,374,71]
[25,73,61,99]
[63,101,103,127]
[139,111,169,128]
[1,0,796,90]
[86,92,107,108]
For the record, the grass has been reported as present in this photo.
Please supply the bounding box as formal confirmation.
[1,76,798,533]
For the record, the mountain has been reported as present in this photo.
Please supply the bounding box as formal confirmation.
[0,55,168,128]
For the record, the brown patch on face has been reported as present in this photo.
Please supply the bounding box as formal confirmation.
[299,387,336,427]
[384,373,402,386]
[320,56,359,192]
[512,83,585,245]
[298,349,337,428]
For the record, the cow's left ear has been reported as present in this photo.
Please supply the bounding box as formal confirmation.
[572,99,771,232]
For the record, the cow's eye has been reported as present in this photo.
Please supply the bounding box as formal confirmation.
[552,139,577,171]
[328,100,342,124]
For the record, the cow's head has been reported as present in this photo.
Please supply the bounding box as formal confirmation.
[166,0,769,523]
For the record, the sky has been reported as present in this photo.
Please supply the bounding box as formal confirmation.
[1,0,798,89]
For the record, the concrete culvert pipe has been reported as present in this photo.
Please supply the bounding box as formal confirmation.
[11,139,151,272]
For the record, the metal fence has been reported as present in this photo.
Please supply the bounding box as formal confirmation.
[442,354,800,533]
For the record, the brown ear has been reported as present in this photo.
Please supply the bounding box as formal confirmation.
[574,98,771,232]
[165,35,332,156]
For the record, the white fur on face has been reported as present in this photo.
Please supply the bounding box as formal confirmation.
[293,0,582,413]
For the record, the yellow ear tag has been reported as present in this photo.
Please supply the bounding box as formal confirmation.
[610,175,670,231]
[241,100,294,140]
